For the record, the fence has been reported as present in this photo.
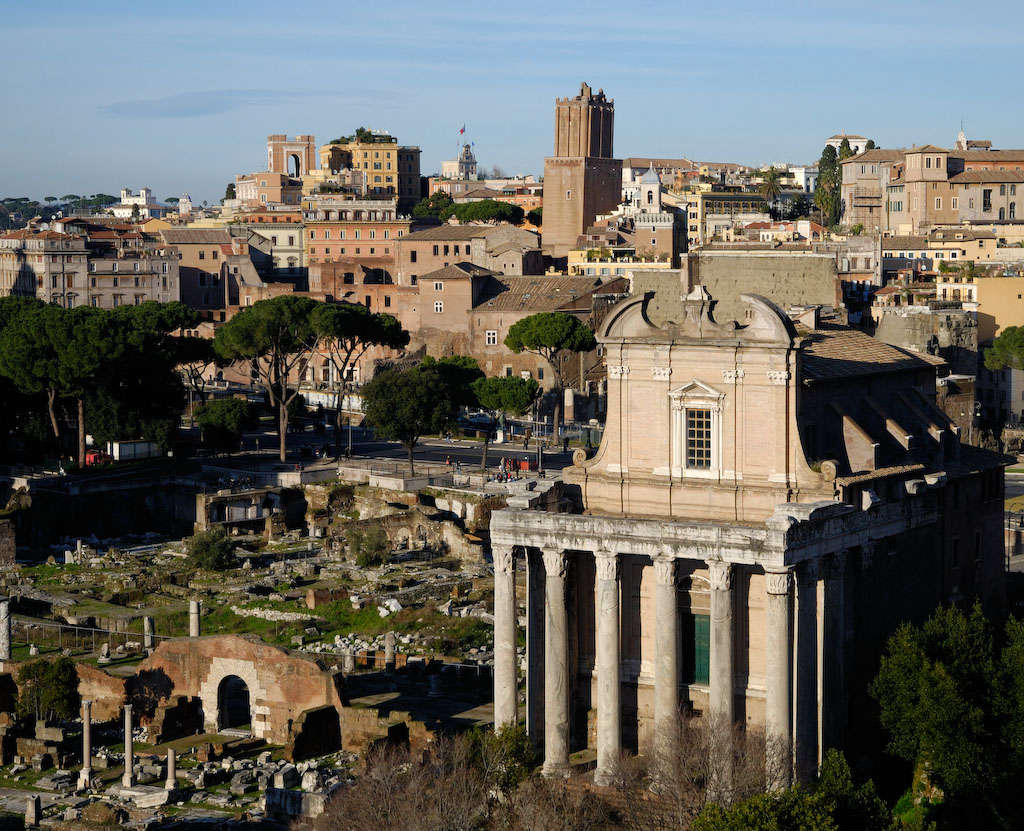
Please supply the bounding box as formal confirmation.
[11,618,171,658]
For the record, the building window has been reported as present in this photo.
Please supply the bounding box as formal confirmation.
[566,190,572,199]
[199,251,205,260]
[112,262,118,272]
[485,330,498,346]
[537,367,544,380]
[935,198,942,210]
[384,296,391,307]
[952,197,959,210]
[686,408,713,468]
[434,281,444,291]
[434,301,443,313]
[1012,203,1017,220]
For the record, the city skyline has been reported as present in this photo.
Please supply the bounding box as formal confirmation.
[3,0,1023,204]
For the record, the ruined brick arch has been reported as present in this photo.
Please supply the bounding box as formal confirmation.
[197,656,269,738]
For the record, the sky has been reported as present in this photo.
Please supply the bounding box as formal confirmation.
[3,0,1024,205]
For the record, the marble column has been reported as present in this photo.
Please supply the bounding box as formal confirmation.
[765,568,793,790]
[794,559,819,783]
[0,597,9,662]
[822,550,847,754]
[143,616,154,650]
[542,548,569,778]
[78,700,92,790]
[708,561,734,725]
[189,600,201,638]
[594,550,621,786]
[493,545,518,729]
[653,555,680,760]
[526,549,546,748]
[122,704,135,788]
[708,561,734,798]
[165,747,176,790]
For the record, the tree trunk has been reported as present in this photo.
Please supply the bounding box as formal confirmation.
[278,398,288,462]
[481,433,491,473]
[77,398,86,468]
[46,389,61,439]
[334,399,344,453]
[406,442,415,477]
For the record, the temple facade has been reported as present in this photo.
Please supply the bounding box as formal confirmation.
[491,287,1006,787]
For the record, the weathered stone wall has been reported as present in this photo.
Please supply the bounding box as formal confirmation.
[337,705,434,755]
[137,634,343,745]
[873,308,978,375]
[284,705,342,761]
[76,664,126,722]
[695,252,841,324]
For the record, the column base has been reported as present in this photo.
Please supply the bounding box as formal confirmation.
[593,767,620,788]
[122,774,135,788]
[78,770,92,790]
[541,760,569,779]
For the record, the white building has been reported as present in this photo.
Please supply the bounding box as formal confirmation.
[825,132,868,155]
[790,165,819,193]
[111,188,167,220]
[441,144,477,180]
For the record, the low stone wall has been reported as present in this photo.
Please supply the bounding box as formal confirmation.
[338,706,434,755]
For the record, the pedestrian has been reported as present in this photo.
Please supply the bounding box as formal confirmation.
[456,460,462,474]
[446,455,452,467]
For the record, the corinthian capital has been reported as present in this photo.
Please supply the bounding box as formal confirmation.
[493,545,516,574]
[594,550,619,582]
[764,568,793,596]
[542,548,567,579]
[652,556,677,586]
[708,560,733,592]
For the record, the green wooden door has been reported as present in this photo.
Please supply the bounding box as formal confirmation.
[683,613,710,685]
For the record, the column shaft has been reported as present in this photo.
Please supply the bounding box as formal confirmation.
[122,704,135,788]
[653,556,679,758]
[0,598,9,662]
[794,560,819,782]
[708,561,734,725]
[594,551,621,786]
[189,600,201,638]
[493,545,518,729]
[822,550,847,753]
[526,550,546,748]
[78,700,92,789]
[765,568,793,790]
[542,549,569,778]
[166,748,176,790]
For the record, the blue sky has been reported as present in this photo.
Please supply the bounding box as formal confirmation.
[3,0,1023,205]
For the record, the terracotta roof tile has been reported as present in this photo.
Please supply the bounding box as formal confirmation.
[799,324,945,382]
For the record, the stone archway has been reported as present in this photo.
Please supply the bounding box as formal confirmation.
[198,656,267,738]
[217,675,251,731]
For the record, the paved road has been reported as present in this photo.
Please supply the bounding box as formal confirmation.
[225,426,576,475]
[1007,472,1024,508]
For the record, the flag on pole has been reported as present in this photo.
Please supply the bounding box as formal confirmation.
[459,125,465,135]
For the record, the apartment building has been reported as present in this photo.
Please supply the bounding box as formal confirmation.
[319,133,421,211]
[394,225,542,286]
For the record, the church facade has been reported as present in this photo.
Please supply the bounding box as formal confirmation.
[491,288,1006,787]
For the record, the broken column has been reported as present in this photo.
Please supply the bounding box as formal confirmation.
[165,747,176,790]
[25,795,40,827]
[143,616,154,650]
[78,700,92,790]
[0,596,9,662]
[122,704,135,788]
[342,650,355,674]
[189,600,201,637]
[384,631,396,673]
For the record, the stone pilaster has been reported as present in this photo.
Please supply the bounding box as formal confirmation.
[542,548,569,778]
[493,545,518,729]
[794,559,819,783]
[78,700,92,790]
[122,704,135,788]
[764,568,793,790]
[593,550,621,786]
[653,555,680,758]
